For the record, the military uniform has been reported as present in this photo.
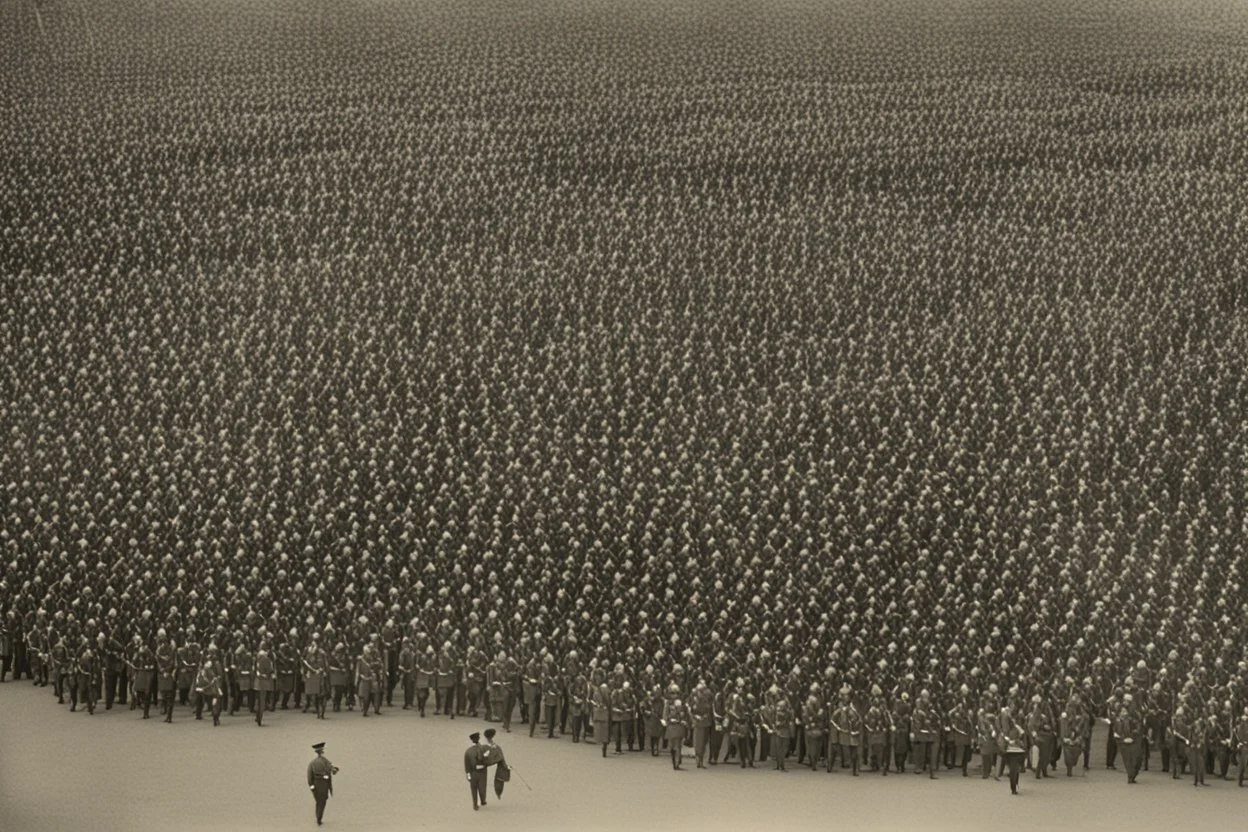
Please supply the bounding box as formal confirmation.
[690,685,715,766]
[156,639,177,722]
[1116,705,1143,783]
[253,649,276,724]
[308,744,339,824]
[397,642,416,709]
[664,699,691,770]
[910,699,938,778]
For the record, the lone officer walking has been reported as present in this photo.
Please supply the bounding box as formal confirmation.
[307,742,339,826]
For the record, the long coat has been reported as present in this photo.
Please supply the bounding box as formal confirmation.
[664,701,690,742]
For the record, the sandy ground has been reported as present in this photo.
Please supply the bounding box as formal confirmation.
[1,682,1244,832]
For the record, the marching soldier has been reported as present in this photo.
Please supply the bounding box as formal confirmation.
[302,633,328,719]
[176,629,201,707]
[276,634,298,710]
[415,645,436,718]
[1115,693,1143,784]
[230,638,253,717]
[569,669,589,743]
[592,680,612,758]
[1190,710,1209,787]
[802,684,828,771]
[892,691,912,775]
[663,696,691,770]
[464,644,486,718]
[1027,694,1055,779]
[397,638,417,710]
[328,642,350,712]
[1170,703,1191,779]
[74,642,98,715]
[1059,706,1084,777]
[1000,705,1028,795]
[946,690,975,777]
[709,680,727,765]
[978,702,1001,780]
[253,643,277,725]
[542,655,562,740]
[436,641,457,718]
[195,654,224,726]
[155,630,177,723]
[132,636,156,719]
[357,643,381,717]
[1233,706,1248,787]
[864,692,890,774]
[771,689,795,771]
[910,690,939,778]
[729,685,754,768]
[690,679,715,767]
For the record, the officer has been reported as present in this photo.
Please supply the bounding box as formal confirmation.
[465,732,488,810]
[307,742,339,826]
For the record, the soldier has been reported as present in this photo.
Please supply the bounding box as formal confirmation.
[1208,700,1233,780]
[978,701,1001,780]
[1170,703,1191,779]
[568,669,589,743]
[415,644,436,718]
[436,641,457,718]
[155,630,177,723]
[74,642,98,715]
[891,691,912,775]
[690,679,714,767]
[1059,706,1084,777]
[709,679,727,765]
[643,682,665,756]
[51,633,69,705]
[397,638,416,710]
[132,636,156,719]
[1027,694,1055,779]
[1116,693,1143,784]
[946,690,975,777]
[1190,710,1209,787]
[308,742,340,825]
[664,696,691,770]
[327,642,350,712]
[802,684,827,772]
[591,681,612,758]
[771,689,795,771]
[1233,706,1248,787]
[176,629,201,707]
[830,688,862,775]
[230,638,253,717]
[542,655,561,739]
[357,643,380,717]
[195,655,225,726]
[253,644,276,725]
[104,628,126,709]
[730,686,754,768]
[276,634,298,710]
[521,652,540,727]
[863,692,889,775]
[464,644,486,718]
[910,690,939,778]
[380,618,400,707]
[1000,705,1028,795]
[302,633,327,720]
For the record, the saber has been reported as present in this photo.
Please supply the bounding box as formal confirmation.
[509,766,535,792]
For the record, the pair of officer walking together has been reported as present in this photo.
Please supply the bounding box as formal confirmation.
[465,728,510,810]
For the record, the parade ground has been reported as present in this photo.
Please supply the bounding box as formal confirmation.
[0,683,1243,832]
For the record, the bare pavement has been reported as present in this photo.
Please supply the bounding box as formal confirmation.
[1,682,1243,832]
